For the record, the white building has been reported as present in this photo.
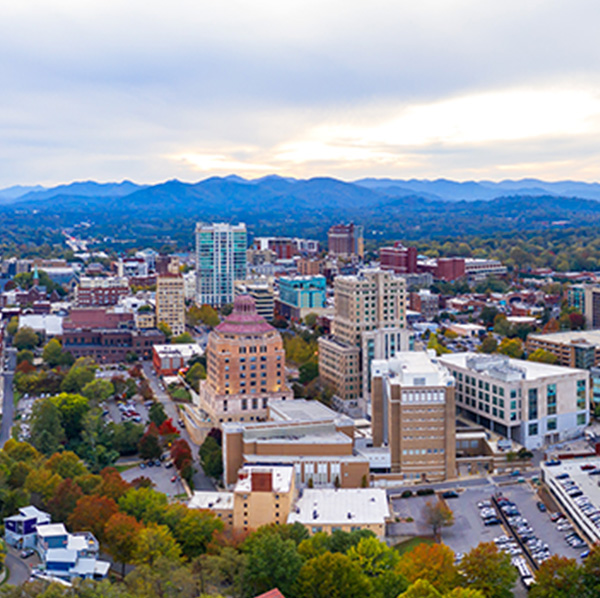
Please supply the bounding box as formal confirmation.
[440,353,590,450]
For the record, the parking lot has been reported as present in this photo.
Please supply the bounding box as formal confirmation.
[121,460,188,498]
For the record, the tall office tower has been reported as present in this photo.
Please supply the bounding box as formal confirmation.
[327,223,364,258]
[156,274,186,336]
[584,285,600,329]
[318,268,411,410]
[196,223,247,307]
[371,351,456,481]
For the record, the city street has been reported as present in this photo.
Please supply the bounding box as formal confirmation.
[0,348,17,447]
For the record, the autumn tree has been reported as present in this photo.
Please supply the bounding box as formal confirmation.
[173,509,224,559]
[42,338,64,367]
[45,450,87,479]
[582,544,600,597]
[138,424,162,461]
[13,327,39,351]
[97,467,131,501]
[396,542,459,594]
[46,478,84,522]
[478,335,497,354]
[530,555,584,598]
[401,579,442,598]
[460,542,517,598]
[185,362,206,389]
[423,500,454,540]
[133,524,181,566]
[118,487,168,524]
[29,400,65,455]
[82,379,115,403]
[498,337,524,359]
[68,495,118,542]
[527,348,558,364]
[148,402,168,427]
[171,438,192,469]
[104,511,143,577]
[60,357,96,394]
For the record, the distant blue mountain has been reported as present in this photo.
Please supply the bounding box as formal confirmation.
[0,184,45,202]
[15,180,146,203]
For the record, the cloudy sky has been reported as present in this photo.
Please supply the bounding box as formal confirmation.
[2,0,600,187]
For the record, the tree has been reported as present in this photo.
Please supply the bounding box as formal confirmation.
[527,348,558,364]
[173,332,195,344]
[111,421,144,456]
[243,532,303,598]
[199,436,223,479]
[461,542,517,598]
[49,393,90,442]
[498,337,524,359]
[133,524,181,566]
[16,350,34,365]
[6,316,18,336]
[45,451,87,479]
[29,400,65,454]
[24,468,62,502]
[173,509,224,559]
[60,357,96,394]
[296,551,372,598]
[139,427,162,461]
[304,312,319,328]
[13,327,39,351]
[68,495,118,542]
[396,543,459,594]
[171,438,192,470]
[197,304,220,328]
[157,321,173,341]
[46,478,84,522]
[97,467,131,501]
[42,338,63,367]
[104,511,144,577]
[480,306,499,328]
[82,379,115,403]
[149,402,168,427]
[423,500,454,540]
[582,544,600,597]
[118,487,168,524]
[185,362,206,389]
[478,335,497,354]
[401,579,442,598]
[529,555,583,598]
[299,361,319,385]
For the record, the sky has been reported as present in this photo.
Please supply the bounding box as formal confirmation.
[2,0,600,187]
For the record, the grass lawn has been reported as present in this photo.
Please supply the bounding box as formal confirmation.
[114,463,137,473]
[394,536,435,555]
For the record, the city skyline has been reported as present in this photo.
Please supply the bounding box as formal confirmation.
[2,1,600,187]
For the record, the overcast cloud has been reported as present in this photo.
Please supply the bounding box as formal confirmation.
[1,0,600,186]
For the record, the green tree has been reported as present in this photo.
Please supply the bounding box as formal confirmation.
[149,402,168,427]
[49,393,90,442]
[243,532,303,598]
[185,362,206,389]
[199,436,223,479]
[401,579,442,598]
[45,450,87,478]
[16,350,34,365]
[133,524,181,566]
[460,542,517,598]
[13,326,39,351]
[296,551,372,598]
[61,357,96,393]
[29,400,66,454]
[81,379,114,403]
[498,337,524,359]
[478,335,497,354]
[42,338,63,367]
[6,316,18,336]
[529,555,583,598]
[138,428,162,461]
[173,332,195,344]
[198,304,220,328]
[527,348,558,364]
[158,321,173,341]
[119,487,169,524]
[582,544,600,597]
[173,509,224,559]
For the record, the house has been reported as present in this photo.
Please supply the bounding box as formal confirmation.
[4,505,51,549]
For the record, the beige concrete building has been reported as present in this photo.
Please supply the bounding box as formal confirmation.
[440,353,589,450]
[155,274,185,336]
[526,330,600,369]
[371,351,457,481]
[287,488,390,538]
[199,295,292,425]
[318,269,410,411]
[222,399,369,487]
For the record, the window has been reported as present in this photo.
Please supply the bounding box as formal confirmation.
[547,418,557,431]
[577,380,586,410]
[577,413,587,426]
[528,423,538,436]
[528,388,538,420]
[547,383,557,415]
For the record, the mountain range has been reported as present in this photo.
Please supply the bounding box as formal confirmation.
[3,175,600,249]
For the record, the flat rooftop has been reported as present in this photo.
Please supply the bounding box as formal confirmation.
[188,491,233,511]
[288,488,390,526]
[373,351,453,387]
[529,330,600,346]
[269,399,353,426]
[440,352,585,381]
[235,466,293,494]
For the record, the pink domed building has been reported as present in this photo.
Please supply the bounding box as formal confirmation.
[200,295,293,424]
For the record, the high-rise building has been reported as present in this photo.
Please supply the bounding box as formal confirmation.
[195,223,247,307]
[584,285,600,329]
[156,274,185,336]
[327,223,364,258]
[371,351,456,481]
[199,295,293,425]
[318,269,410,410]
[380,242,418,274]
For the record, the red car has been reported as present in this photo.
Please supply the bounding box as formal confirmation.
[171,475,177,483]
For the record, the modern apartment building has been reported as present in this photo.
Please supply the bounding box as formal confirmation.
[277,275,327,320]
[327,223,364,258]
[371,351,456,481]
[318,269,410,408]
[195,222,247,307]
[74,277,130,307]
[199,295,293,425]
[526,330,600,370]
[439,353,589,450]
[155,274,185,336]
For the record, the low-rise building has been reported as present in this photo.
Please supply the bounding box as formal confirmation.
[440,353,590,450]
[277,275,327,321]
[152,343,204,376]
[75,277,129,307]
[4,506,50,549]
[287,488,390,538]
[526,330,600,370]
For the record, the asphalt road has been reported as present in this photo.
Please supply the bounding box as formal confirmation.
[141,360,215,491]
[0,348,17,447]
[5,552,32,586]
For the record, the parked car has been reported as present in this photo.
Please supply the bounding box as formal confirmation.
[536,502,547,512]
[20,549,34,558]
[442,490,459,499]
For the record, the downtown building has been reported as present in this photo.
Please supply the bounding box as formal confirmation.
[439,353,589,450]
[199,295,293,425]
[327,223,364,258]
[155,274,186,336]
[195,222,247,307]
[371,351,456,481]
[318,268,410,413]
